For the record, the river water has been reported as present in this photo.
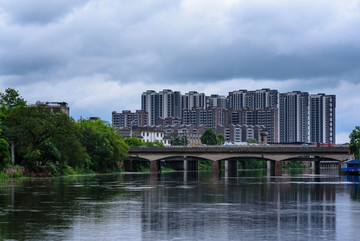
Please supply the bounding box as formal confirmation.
[1,170,360,241]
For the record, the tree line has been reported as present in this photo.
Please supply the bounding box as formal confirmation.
[0,88,129,176]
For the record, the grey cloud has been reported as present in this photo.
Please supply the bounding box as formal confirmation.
[0,0,90,25]
[1,0,360,88]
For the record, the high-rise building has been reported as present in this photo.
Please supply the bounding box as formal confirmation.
[141,89,182,126]
[182,91,206,110]
[310,94,336,144]
[141,90,160,126]
[279,91,310,143]
[130,88,336,144]
[206,94,227,109]
[159,89,182,119]
[182,107,224,130]
[228,90,247,110]
[228,88,278,110]
[112,110,148,128]
[224,108,278,143]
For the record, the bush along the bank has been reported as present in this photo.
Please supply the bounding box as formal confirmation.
[0,88,129,177]
[282,161,310,169]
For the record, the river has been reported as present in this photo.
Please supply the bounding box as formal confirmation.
[1,170,360,240]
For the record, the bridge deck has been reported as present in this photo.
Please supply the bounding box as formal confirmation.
[128,145,349,154]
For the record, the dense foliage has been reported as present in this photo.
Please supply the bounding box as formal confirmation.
[79,119,128,172]
[246,138,257,143]
[238,160,266,169]
[0,138,10,171]
[200,129,224,145]
[4,106,87,169]
[0,88,129,176]
[349,126,360,159]
[124,136,164,148]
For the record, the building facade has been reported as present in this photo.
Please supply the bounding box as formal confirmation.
[279,91,310,143]
[112,110,148,128]
[309,94,336,144]
[114,88,336,144]
[182,91,206,110]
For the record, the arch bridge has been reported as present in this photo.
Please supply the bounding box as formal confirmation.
[126,145,349,176]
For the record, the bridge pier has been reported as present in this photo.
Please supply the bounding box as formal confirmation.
[268,160,282,176]
[312,160,320,174]
[184,159,198,172]
[225,160,238,177]
[338,161,343,175]
[150,160,161,173]
[212,160,221,178]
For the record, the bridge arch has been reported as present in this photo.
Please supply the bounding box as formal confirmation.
[126,145,349,175]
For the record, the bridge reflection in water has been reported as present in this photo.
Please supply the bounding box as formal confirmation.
[140,171,338,240]
[126,145,349,176]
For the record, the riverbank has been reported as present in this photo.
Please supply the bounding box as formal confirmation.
[0,164,98,180]
[0,160,311,180]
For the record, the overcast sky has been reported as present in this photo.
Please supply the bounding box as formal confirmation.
[1,0,360,143]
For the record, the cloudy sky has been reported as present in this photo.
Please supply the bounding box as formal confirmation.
[1,0,360,143]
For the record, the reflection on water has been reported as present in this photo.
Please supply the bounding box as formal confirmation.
[1,170,360,240]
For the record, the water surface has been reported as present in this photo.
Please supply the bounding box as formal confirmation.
[1,170,360,240]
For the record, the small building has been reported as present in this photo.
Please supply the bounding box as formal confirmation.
[36,101,70,116]
[119,126,170,146]
[341,159,360,175]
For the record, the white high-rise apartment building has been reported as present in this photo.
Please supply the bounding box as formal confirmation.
[279,91,310,143]
[228,88,278,110]
[141,89,182,126]
[141,90,159,126]
[228,90,247,110]
[159,89,182,119]
[310,94,336,144]
[206,94,227,109]
[182,91,206,110]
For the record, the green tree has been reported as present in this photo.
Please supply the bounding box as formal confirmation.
[246,138,257,143]
[201,129,219,145]
[125,136,145,147]
[144,140,165,147]
[0,88,27,135]
[217,134,225,145]
[349,126,360,159]
[0,88,26,109]
[3,106,87,170]
[79,119,128,172]
[0,138,10,171]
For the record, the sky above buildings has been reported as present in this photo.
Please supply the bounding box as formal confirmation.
[1,0,360,143]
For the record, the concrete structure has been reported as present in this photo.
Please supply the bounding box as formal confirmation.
[279,91,310,143]
[182,91,206,110]
[126,145,349,176]
[310,94,336,144]
[119,126,170,146]
[215,124,265,144]
[161,124,206,146]
[36,101,70,116]
[141,89,182,126]
[141,90,159,126]
[206,94,227,109]
[112,110,147,128]
[228,90,247,110]
[182,107,224,129]
[156,117,182,126]
[228,88,278,110]
[223,108,278,143]
[115,88,336,144]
